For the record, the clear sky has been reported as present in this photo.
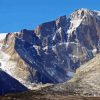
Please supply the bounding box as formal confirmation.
[0,0,100,33]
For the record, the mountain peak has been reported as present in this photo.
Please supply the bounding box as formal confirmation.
[78,8,90,11]
[71,8,93,19]
[71,8,100,18]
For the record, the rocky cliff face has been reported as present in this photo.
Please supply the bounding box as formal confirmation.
[0,8,100,91]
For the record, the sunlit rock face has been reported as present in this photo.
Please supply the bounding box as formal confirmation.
[1,8,100,88]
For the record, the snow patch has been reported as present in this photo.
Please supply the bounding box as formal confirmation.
[0,51,15,75]
[43,46,48,50]
[67,19,82,35]
[67,71,74,77]
[0,33,7,41]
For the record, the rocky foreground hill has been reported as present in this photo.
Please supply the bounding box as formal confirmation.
[0,8,100,96]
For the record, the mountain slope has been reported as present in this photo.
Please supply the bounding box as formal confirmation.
[1,53,100,98]
[48,53,100,96]
[69,53,100,96]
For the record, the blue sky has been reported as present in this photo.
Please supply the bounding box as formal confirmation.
[0,0,100,33]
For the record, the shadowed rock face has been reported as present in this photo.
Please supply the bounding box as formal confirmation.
[1,9,100,86]
[0,70,27,95]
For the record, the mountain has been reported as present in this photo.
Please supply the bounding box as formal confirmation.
[0,8,100,94]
